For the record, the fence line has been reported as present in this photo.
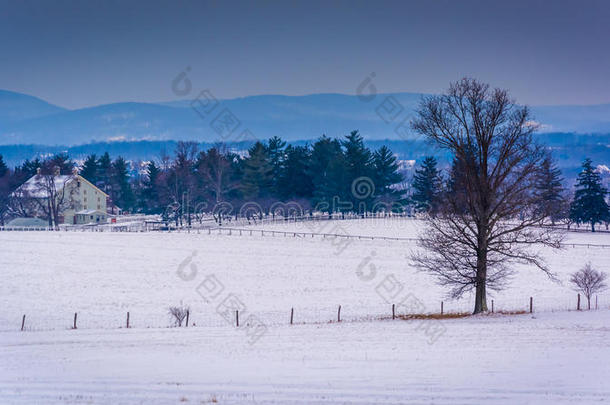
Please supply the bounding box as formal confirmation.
[205,226,420,242]
[3,221,610,249]
[200,226,610,249]
[6,294,609,333]
[0,212,413,233]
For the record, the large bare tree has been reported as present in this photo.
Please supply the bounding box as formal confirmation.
[197,143,239,204]
[410,78,563,314]
[32,166,76,228]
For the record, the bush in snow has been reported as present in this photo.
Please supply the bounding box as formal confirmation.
[168,304,190,327]
[570,263,608,310]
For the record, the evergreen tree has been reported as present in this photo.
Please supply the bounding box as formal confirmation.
[0,154,8,177]
[342,131,374,210]
[97,152,113,192]
[241,141,273,200]
[535,156,566,225]
[110,157,135,212]
[309,136,346,212]
[372,146,403,208]
[266,136,286,194]
[570,158,610,232]
[0,155,11,225]
[141,161,161,213]
[19,158,42,178]
[411,156,441,213]
[277,145,314,199]
[47,153,75,174]
[80,154,99,184]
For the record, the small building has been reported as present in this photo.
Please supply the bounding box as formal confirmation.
[74,209,108,225]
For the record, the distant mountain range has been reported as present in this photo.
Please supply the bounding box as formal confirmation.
[1,89,610,145]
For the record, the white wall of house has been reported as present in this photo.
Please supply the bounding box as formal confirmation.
[63,176,108,224]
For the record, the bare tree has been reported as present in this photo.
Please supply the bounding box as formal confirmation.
[33,166,76,228]
[197,143,240,204]
[11,165,76,228]
[570,263,608,310]
[410,78,563,314]
[168,305,190,327]
[170,141,199,227]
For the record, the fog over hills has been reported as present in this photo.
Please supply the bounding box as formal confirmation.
[1,89,609,146]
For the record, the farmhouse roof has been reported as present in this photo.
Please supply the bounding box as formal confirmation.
[14,174,109,198]
[16,175,74,198]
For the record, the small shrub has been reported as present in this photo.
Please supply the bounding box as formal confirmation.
[570,262,608,310]
[168,304,190,327]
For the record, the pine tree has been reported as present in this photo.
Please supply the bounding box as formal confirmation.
[19,158,42,179]
[570,158,610,232]
[111,157,135,212]
[141,161,161,213]
[372,146,403,208]
[411,156,441,213]
[241,142,273,200]
[342,130,374,211]
[47,153,75,174]
[535,156,566,225]
[266,136,286,194]
[80,154,99,184]
[277,145,313,199]
[0,155,8,177]
[97,152,113,192]
[0,155,11,226]
[309,136,346,212]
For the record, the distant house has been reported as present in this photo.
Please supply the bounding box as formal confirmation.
[14,168,109,225]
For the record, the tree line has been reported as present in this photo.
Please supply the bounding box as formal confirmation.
[410,154,610,232]
[0,128,608,230]
[0,131,406,224]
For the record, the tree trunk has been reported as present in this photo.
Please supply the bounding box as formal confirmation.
[592,222,596,232]
[587,296,591,310]
[473,278,488,314]
[474,231,489,314]
[473,253,488,314]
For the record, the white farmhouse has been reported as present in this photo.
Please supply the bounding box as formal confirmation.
[15,168,109,225]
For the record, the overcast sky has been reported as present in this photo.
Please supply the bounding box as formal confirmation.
[1,0,609,109]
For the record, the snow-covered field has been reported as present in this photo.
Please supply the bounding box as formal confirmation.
[1,218,609,403]
[1,310,609,404]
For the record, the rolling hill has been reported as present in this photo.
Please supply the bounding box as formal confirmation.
[1,90,609,145]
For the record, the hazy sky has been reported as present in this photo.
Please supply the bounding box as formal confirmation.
[1,0,609,109]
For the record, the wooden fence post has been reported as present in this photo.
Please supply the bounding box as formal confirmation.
[73,312,78,329]
[392,304,395,320]
[577,293,581,311]
[491,300,494,313]
[290,308,294,325]
[21,314,26,331]
[126,312,130,328]
[185,310,190,327]
[529,297,533,314]
[236,310,239,327]
[338,305,341,322]
[441,301,444,315]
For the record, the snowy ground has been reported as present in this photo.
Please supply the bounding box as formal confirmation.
[1,218,610,403]
[1,311,609,404]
